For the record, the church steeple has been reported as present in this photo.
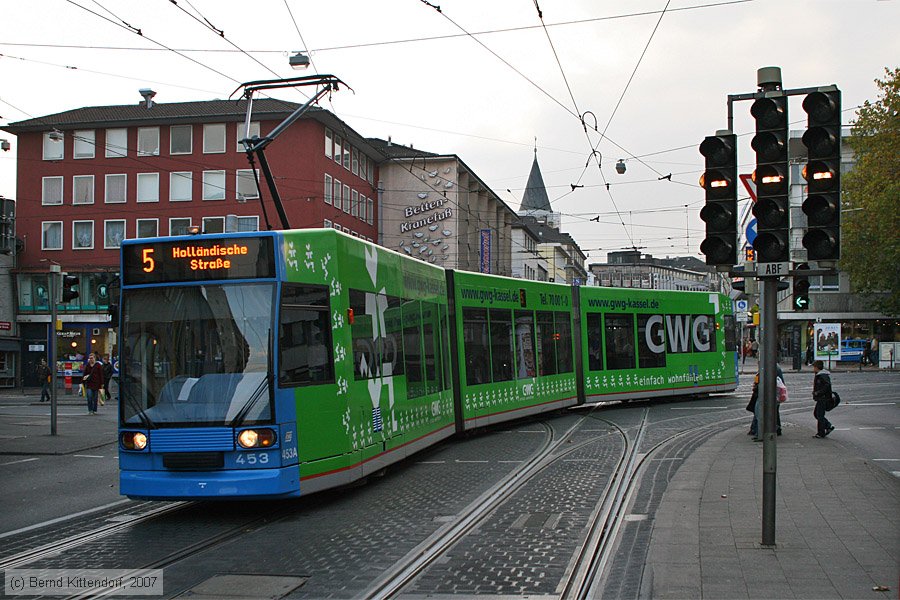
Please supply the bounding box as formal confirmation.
[519,145,552,213]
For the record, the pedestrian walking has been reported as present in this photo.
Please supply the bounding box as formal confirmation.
[101,354,114,405]
[81,352,105,415]
[812,359,834,438]
[747,360,783,440]
[36,358,52,402]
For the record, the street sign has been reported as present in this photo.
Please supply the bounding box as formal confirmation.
[757,261,790,278]
[745,218,758,246]
[736,299,749,312]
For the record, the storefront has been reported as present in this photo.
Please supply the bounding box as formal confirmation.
[21,321,116,392]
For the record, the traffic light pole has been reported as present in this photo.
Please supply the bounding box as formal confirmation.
[49,265,59,436]
[759,277,779,545]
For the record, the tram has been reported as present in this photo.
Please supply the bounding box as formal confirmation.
[117,229,736,500]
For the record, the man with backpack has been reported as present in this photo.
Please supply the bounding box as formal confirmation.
[812,360,835,438]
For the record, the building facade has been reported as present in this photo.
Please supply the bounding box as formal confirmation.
[2,95,383,386]
[587,250,718,291]
[370,140,518,275]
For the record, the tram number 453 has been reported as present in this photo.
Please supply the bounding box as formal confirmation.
[235,452,271,465]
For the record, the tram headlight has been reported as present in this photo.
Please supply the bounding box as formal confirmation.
[237,428,276,449]
[121,431,148,451]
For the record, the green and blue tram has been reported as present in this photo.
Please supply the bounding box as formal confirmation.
[117,229,737,500]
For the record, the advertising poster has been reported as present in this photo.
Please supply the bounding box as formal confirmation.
[814,323,841,360]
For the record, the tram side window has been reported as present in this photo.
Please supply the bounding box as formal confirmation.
[666,314,692,353]
[638,314,666,369]
[723,314,737,352]
[586,313,604,371]
[350,290,405,380]
[402,300,424,398]
[536,311,557,376]
[462,307,490,385]
[555,312,573,373]
[279,284,333,386]
[422,303,440,395]
[693,314,715,352]
[489,309,514,383]
[440,306,451,390]
[514,310,536,379]
[605,314,635,370]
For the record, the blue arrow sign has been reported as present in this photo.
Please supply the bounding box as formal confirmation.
[745,218,758,246]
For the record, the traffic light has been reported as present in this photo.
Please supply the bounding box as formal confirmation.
[61,274,79,303]
[699,132,738,267]
[793,263,810,310]
[750,94,790,263]
[802,89,841,261]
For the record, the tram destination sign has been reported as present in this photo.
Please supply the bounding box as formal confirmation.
[122,236,276,285]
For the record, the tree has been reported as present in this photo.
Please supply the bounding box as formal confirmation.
[841,67,900,316]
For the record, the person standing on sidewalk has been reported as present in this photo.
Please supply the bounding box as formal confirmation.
[37,358,52,402]
[812,360,834,438]
[81,353,104,415]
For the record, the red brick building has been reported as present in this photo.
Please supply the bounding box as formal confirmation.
[2,96,382,385]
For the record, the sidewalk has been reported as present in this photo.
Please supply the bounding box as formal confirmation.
[0,388,117,455]
[644,424,899,599]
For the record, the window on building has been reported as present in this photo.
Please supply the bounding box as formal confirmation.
[169,172,193,202]
[334,179,342,210]
[367,196,373,225]
[333,135,342,164]
[236,216,258,232]
[137,173,160,202]
[351,147,359,176]
[236,121,259,152]
[343,184,350,213]
[324,174,333,205]
[42,177,63,205]
[42,222,62,250]
[202,170,226,200]
[137,127,159,156]
[105,128,127,158]
[72,175,94,205]
[367,156,374,184]
[202,216,225,234]
[810,274,840,292]
[236,169,259,200]
[169,218,191,236]
[324,219,332,228]
[325,128,333,159]
[104,220,126,248]
[43,131,64,160]
[351,189,359,218]
[360,152,367,181]
[279,284,333,386]
[137,219,158,238]
[105,174,127,204]
[73,130,95,159]
[342,142,350,170]
[170,125,192,154]
[203,123,226,153]
[72,221,94,249]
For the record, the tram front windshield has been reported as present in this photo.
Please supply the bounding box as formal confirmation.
[120,283,275,428]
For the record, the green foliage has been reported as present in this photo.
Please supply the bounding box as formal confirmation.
[842,67,900,316]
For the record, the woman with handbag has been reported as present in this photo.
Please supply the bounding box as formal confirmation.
[82,353,104,415]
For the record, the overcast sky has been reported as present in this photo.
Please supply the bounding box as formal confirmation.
[1,0,896,262]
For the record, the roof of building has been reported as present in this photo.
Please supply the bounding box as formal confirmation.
[519,151,552,213]
[366,138,439,160]
[3,98,305,132]
[2,98,388,160]
[517,215,585,258]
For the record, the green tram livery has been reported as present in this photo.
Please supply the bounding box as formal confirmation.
[117,229,737,500]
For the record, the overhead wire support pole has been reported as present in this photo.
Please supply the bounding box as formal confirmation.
[232,74,349,231]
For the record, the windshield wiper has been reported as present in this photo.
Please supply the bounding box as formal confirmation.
[228,376,269,428]
[122,388,156,429]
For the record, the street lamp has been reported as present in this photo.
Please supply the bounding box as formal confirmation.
[289,51,310,70]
